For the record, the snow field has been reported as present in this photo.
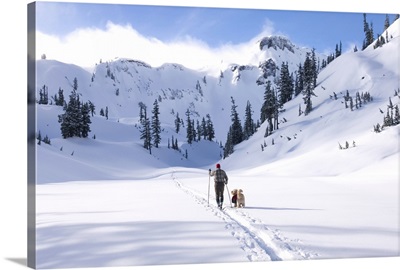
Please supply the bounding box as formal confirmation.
[33,17,400,270]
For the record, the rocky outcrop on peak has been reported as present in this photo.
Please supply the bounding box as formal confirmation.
[256,59,278,85]
[259,36,295,53]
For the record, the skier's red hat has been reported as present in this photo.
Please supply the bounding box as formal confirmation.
[216,163,221,168]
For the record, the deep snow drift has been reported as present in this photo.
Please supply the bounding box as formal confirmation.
[33,19,400,269]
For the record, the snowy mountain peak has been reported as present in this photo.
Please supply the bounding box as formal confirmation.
[34,19,399,179]
[259,35,296,53]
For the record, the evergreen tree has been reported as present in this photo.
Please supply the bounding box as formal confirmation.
[294,64,304,97]
[278,62,294,105]
[205,114,215,141]
[191,119,197,142]
[363,13,369,49]
[349,96,354,111]
[383,14,390,42]
[80,102,92,138]
[223,127,234,158]
[394,105,400,125]
[195,80,203,96]
[384,14,390,31]
[223,97,244,157]
[327,53,335,65]
[201,117,207,140]
[88,100,95,116]
[260,80,276,134]
[273,88,280,130]
[383,109,392,127]
[151,99,161,148]
[229,97,243,145]
[186,109,194,144]
[138,102,147,125]
[311,48,318,87]
[321,59,327,69]
[43,134,51,145]
[335,41,342,58]
[54,87,65,106]
[356,92,362,108]
[38,85,49,104]
[374,34,385,48]
[243,100,255,140]
[302,52,317,115]
[175,112,181,133]
[196,119,202,141]
[58,88,79,138]
[58,78,91,138]
[171,136,175,150]
[73,77,78,92]
[37,131,42,145]
[363,13,374,50]
[140,107,152,152]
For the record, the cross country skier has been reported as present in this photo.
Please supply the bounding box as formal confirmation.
[209,163,228,209]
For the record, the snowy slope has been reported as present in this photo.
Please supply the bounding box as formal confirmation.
[35,35,323,144]
[224,26,400,175]
[33,19,400,269]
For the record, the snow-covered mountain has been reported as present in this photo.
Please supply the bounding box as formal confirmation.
[34,19,399,180]
[32,19,400,269]
[35,34,324,142]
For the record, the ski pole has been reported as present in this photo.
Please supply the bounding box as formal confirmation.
[207,174,211,206]
[225,183,232,208]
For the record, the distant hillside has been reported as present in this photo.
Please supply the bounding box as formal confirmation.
[34,19,400,182]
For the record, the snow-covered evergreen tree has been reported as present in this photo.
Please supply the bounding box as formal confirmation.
[229,97,243,145]
[140,106,152,152]
[58,78,85,138]
[175,112,181,133]
[394,105,400,125]
[80,102,92,138]
[196,119,202,141]
[138,102,147,125]
[243,100,255,140]
[223,97,245,157]
[261,80,278,134]
[278,62,294,105]
[57,80,92,139]
[151,99,161,148]
[363,13,375,50]
[302,52,317,115]
[53,87,65,106]
[205,114,215,141]
[294,64,304,97]
[201,117,207,140]
[38,84,49,105]
[192,119,197,142]
[186,109,194,144]
[223,126,234,158]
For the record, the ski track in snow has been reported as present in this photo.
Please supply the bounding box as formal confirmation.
[171,171,317,262]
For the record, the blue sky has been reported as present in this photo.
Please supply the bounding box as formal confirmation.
[34,1,398,71]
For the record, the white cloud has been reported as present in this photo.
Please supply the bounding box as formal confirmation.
[36,21,273,75]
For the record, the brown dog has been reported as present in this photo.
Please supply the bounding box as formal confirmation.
[231,189,238,207]
[236,189,245,208]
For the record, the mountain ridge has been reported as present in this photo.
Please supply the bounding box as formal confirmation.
[34,20,400,182]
